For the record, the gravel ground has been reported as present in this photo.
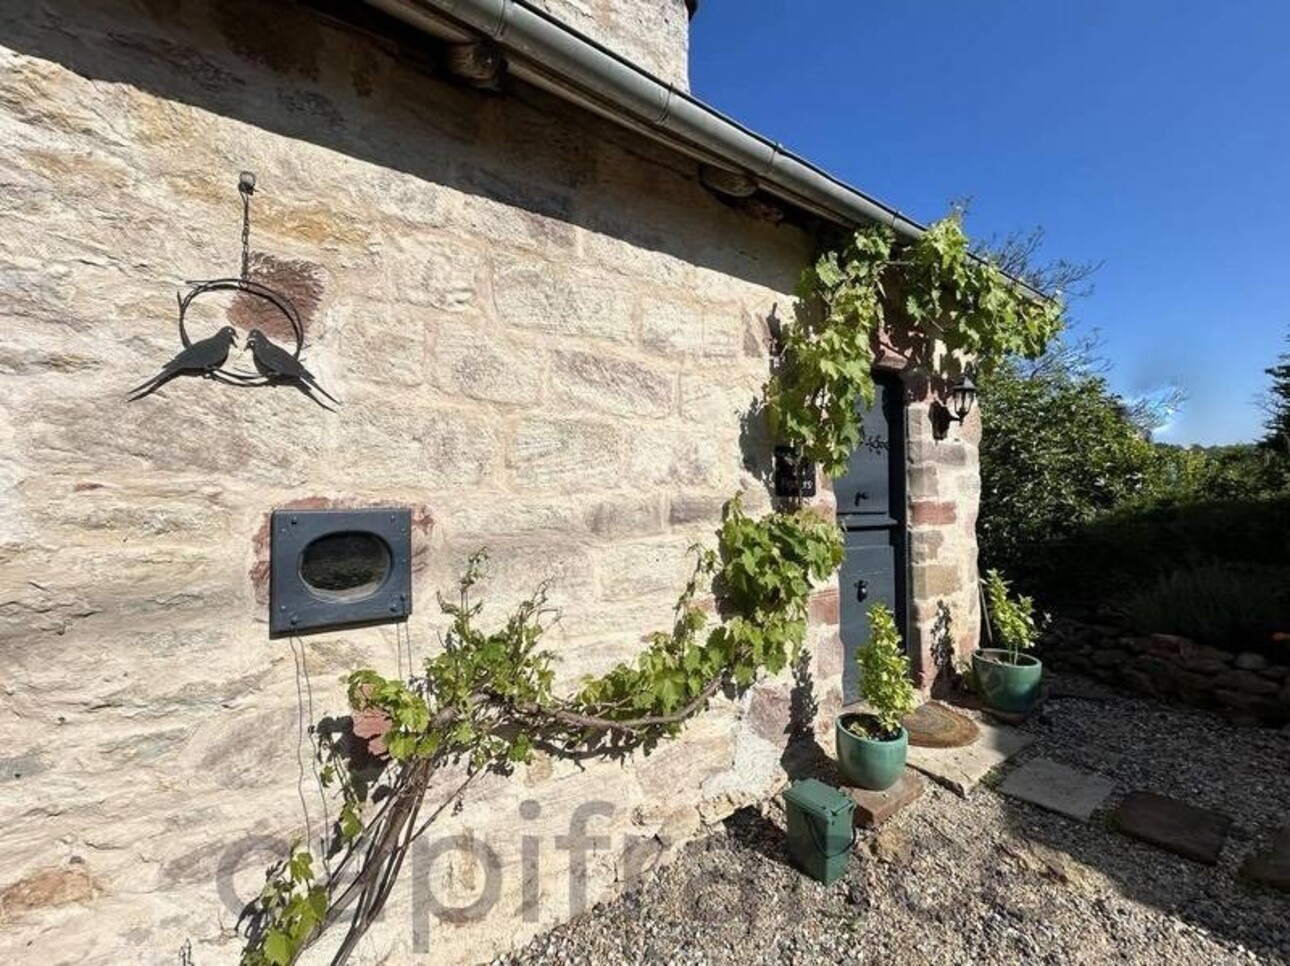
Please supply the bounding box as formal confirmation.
[497,675,1290,965]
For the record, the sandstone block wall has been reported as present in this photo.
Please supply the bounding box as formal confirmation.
[0,2,819,962]
[0,1,979,963]
[907,396,983,691]
[527,0,692,89]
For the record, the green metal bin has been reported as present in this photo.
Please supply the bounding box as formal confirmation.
[782,778,856,885]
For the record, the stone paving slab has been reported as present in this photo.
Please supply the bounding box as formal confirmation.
[1242,827,1290,892]
[998,757,1114,822]
[844,768,924,827]
[906,721,1033,797]
[1112,791,1233,865]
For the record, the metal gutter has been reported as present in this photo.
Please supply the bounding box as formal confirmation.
[363,0,1049,300]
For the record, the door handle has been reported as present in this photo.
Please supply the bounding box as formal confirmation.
[856,579,868,601]
[854,491,869,504]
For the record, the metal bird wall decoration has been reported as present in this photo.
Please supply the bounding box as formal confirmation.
[127,172,339,411]
[128,325,239,401]
[245,328,341,410]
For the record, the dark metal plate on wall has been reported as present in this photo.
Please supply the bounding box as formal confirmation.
[773,446,817,498]
[270,508,412,635]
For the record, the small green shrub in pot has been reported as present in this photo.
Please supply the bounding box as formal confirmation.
[836,604,917,790]
[974,569,1044,713]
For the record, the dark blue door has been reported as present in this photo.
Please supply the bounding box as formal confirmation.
[836,373,908,702]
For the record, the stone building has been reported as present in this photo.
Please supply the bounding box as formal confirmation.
[0,1,982,962]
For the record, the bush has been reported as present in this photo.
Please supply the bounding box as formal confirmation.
[1030,495,1290,605]
[982,569,1039,663]
[852,603,916,737]
[978,357,1169,577]
[1151,444,1290,502]
[1122,562,1290,651]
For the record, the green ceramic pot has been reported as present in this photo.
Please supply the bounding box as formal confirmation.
[973,648,1043,714]
[835,714,907,791]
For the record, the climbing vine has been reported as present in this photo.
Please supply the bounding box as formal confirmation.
[767,213,1066,476]
[240,497,842,965]
[237,210,1059,964]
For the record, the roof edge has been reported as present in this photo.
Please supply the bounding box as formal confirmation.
[363,0,1049,302]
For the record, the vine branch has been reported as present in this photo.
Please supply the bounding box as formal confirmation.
[238,498,843,966]
[234,212,1056,966]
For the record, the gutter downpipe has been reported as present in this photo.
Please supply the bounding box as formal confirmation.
[364,0,1050,302]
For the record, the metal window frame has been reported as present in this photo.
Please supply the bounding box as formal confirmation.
[269,507,413,636]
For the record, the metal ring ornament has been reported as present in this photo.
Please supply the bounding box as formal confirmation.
[176,277,304,386]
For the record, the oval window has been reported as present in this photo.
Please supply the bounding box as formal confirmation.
[299,531,392,602]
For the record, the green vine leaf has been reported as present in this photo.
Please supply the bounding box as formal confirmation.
[241,492,845,965]
[263,932,290,966]
[768,213,1065,476]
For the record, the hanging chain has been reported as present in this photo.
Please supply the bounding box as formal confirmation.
[238,170,256,281]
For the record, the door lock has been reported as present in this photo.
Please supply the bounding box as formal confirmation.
[856,579,868,601]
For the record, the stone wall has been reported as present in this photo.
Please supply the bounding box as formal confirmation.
[0,1,978,963]
[906,394,983,691]
[1041,622,1290,726]
[527,0,692,89]
[0,2,816,962]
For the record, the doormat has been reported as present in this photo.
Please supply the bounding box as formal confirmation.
[903,701,980,748]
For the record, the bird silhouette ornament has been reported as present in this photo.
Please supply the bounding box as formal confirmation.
[245,327,341,410]
[128,325,239,400]
[127,172,339,411]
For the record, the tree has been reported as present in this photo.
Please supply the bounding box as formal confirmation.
[1010,328,1184,438]
[973,222,1102,301]
[1261,330,1290,454]
[977,353,1169,576]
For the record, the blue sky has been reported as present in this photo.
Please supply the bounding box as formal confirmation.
[690,1,1289,445]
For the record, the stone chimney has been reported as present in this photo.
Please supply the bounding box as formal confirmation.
[527,0,694,90]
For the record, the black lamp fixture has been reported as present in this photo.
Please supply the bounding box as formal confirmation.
[948,374,977,424]
[931,374,978,439]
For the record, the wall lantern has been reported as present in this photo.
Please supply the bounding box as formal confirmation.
[931,375,978,439]
[949,375,977,423]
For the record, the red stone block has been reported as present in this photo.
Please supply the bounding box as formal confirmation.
[808,587,840,624]
[352,707,392,758]
[911,501,957,526]
[845,769,924,827]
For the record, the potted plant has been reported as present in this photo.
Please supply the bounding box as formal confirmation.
[836,603,917,791]
[974,569,1043,713]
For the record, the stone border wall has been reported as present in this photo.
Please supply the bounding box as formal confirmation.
[1041,620,1290,726]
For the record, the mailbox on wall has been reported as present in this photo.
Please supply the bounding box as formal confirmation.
[773,445,817,499]
[269,508,413,636]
